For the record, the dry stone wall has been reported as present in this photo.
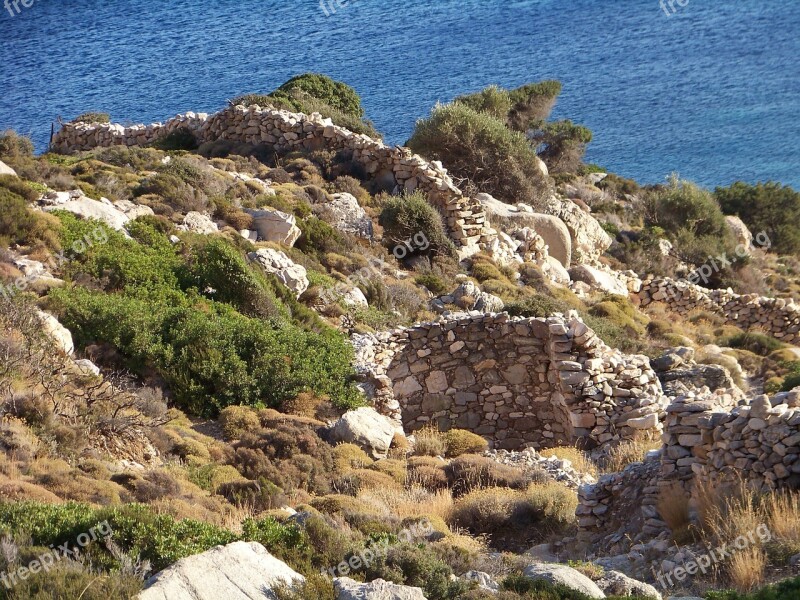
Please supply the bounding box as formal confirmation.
[639,277,800,345]
[577,389,800,548]
[51,105,489,253]
[354,311,666,450]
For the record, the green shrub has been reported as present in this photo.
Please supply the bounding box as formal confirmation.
[152,127,198,151]
[723,332,785,356]
[274,73,364,118]
[408,102,549,207]
[455,85,513,120]
[505,294,574,318]
[219,406,261,440]
[531,119,593,175]
[415,273,449,295]
[501,574,600,599]
[444,430,488,458]
[715,181,800,256]
[71,112,110,124]
[378,192,456,258]
[0,130,35,161]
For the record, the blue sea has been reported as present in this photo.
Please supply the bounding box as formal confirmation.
[1,0,798,189]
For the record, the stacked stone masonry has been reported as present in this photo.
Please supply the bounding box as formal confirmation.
[51,106,489,252]
[577,390,800,548]
[354,311,666,450]
[639,277,800,344]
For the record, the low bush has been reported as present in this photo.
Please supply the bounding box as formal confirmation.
[444,430,489,458]
[71,112,110,124]
[445,455,537,497]
[407,102,549,207]
[379,192,455,258]
[219,406,261,441]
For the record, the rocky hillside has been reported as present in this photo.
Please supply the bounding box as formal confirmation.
[1,74,800,599]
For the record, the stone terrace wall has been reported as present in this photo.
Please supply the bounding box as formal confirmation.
[638,277,800,345]
[51,105,489,252]
[661,392,800,492]
[354,311,666,450]
[577,390,800,548]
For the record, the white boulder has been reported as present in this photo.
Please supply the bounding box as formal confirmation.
[36,311,74,356]
[138,541,304,600]
[246,209,302,246]
[334,577,427,600]
[525,214,572,268]
[313,192,372,238]
[248,248,308,298]
[595,570,662,599]
[542,196,611,263]
[0,160,17,177]
[180,212,219,235]
[522,563,605,599]
[569,264,629,296]
[725,215,753,251]
[43,195,130,232]
[330,407,398,459]
[114,199,155,220]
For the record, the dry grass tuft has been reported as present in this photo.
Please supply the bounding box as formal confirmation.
[601,434,662,473]
[728,546,767,592]
[412,425,447,457]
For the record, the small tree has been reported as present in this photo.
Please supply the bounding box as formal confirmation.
[378,192,455,258]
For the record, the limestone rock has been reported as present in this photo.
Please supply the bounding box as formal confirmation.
[313,192,372,238]
[0,160,17,177]
[522,563,605,599]
[542,196,611,263]
[451,280,504,313]
[138,541,304,600]
[334,577,427,600]
[36,310,74,355]
[180,211,219,235]
[246,209,302,246]
[525,214,572,268]
[544,255,571,285]
[248,248,309,298]
[569,264,628,296]
[42,195,129,231]
[114,199,155,220]
[595,570,662,599]
[462,571,499,592]
[725,215,753,250]
[330,407,398,459]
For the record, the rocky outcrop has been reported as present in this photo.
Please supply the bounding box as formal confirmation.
[334,577,427,600]
[247,248,309,297]
[41,192,130,232]
[51,105,490,255]
[245,208,302,246]
[569,264,629,296]
[138,541,304,600]
[525,213,573,268]
[0,160,17,177]
[329,407,398,459]
[522,563,605,599]
[462,571,500,592]
[353,312,666,450]
[312,192,372,238]
[36,310,74,355]
[595,570,662,599]
[179,211,219,235]
[725,215,753,250]
[541,196,611,264]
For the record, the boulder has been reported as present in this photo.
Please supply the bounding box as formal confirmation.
[462,571,500,592]
[330,407,398,459]
[595,570,661,599]
[725,216,753,250]
[569,264,628,296]
[180,212,219,235]
[0,160,17,177]
[114,199,155,220]
[313,192,373,238]
[451,280,504,313]
[246,209,302,246]
[522,563,605,599]
[341,286,369,308]
[248,248,309,298]
[36,310,74,355]
[542,196,611,263]
[334,577,427,600]
[43,195,129,231]
[525,214,572,268]
[544,255,571,285]
[73,359,101,376]
[138,541,304,600]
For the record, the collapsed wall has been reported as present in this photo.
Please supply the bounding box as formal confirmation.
[50,105,489,253]
[639,277,800,344]
[354,311,666,450]
[577,390,800,549]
